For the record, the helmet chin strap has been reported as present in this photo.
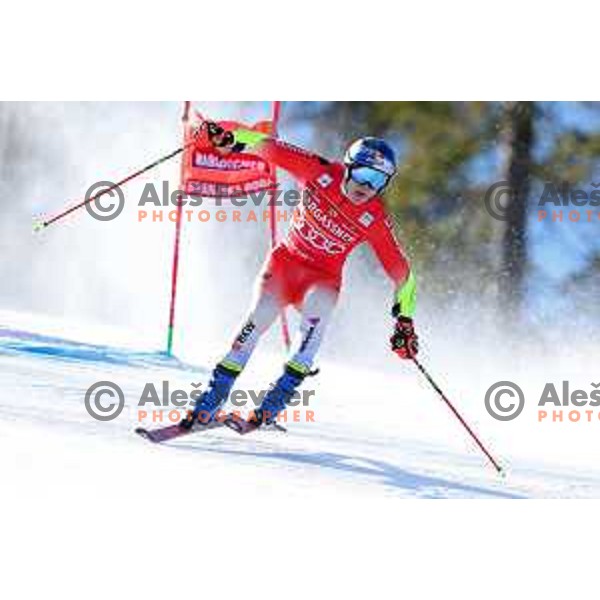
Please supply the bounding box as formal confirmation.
[341,173,351,197]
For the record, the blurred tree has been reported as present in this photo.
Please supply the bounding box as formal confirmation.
[501,101,534,313]
[286,101,600,323]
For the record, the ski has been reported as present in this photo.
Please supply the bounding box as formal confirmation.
[135,413,288,443]
[223,413,287,436]
[135,419,225,443]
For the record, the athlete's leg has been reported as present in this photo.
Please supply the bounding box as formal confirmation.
[219,288,282,373]
[256,284,338,424]
[182,268,284,427]
[287,284,338,374]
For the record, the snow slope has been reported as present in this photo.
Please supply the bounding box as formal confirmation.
[3,321,600,502]
[4,317,600,600]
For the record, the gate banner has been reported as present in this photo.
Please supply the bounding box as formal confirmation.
[182,116,276,198]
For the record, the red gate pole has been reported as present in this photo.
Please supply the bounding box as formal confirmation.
[166,100,191,356]
[270,101,291,350]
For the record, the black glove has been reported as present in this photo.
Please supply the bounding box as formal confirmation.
[205,121,236,149]
[390,305,418,359]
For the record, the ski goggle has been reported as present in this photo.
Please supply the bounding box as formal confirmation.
[348,166,390,191]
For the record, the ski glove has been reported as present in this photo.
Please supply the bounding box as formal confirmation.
[390,308,419,359]
[204,121,239,151]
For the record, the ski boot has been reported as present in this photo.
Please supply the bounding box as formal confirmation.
[180,362,240,429]
[226,363,315,434]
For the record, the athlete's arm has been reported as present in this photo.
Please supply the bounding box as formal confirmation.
[211,123,329,182]
[367,216,416,319]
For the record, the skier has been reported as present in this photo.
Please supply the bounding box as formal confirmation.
[181,121,419,431]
